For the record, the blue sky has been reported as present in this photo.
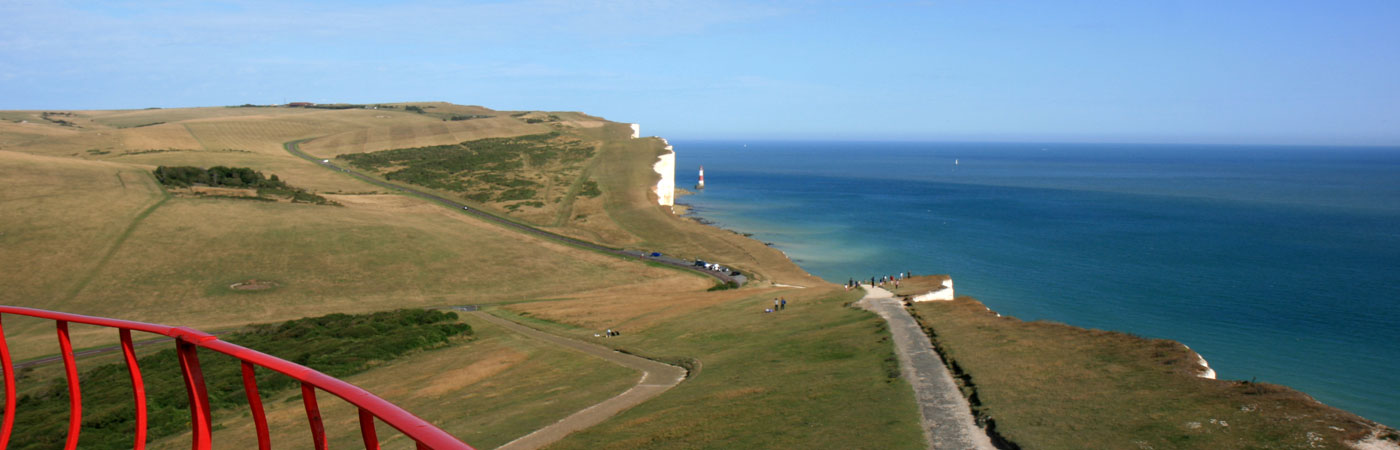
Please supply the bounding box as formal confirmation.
[2,1,1397,145]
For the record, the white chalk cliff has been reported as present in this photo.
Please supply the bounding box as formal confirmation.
[630,123,641,139]
[653,139,675,207]
[1183,345,1217,379]
[911,278,955,302]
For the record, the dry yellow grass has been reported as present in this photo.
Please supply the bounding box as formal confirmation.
[112,147,376,193]
[888,274,951,296]
[148,313,637,450]
[116,123,204,149]
[0,129,698,361]
[503,279,758,333]
[84,106,318,129]
[300,116,549,158]
[0,151,167,358]
[0,102,934,449]
[182,117,328,154]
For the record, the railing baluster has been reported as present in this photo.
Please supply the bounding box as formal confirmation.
[359,407,380,449]
[0,306,474,449]
[120,329,148,450]
[0,315,15,449]
[302,382,328,450]
[57,320,81,450]
[241,361,271,450]
[176,339,213,450]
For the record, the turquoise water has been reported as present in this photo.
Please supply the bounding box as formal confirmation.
[674,141,1400,427]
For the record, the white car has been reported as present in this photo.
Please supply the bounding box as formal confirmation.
[322,159,329,163]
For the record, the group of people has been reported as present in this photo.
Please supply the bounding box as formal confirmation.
[598,328,621,338]
[845,271,914,291]
[764,297,788,313]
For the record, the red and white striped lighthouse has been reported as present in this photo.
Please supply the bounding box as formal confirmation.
[696,166,705,190]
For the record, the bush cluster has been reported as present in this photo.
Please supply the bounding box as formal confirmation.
[337,133,592,203]
[153,166,336,205]
[578,180,602,198]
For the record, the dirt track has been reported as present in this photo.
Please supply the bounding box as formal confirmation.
[471,312,685,450]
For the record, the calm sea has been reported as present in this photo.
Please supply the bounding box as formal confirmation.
[673,140,1400,427]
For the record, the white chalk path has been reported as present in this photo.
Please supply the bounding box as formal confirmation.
[857,286,995,450]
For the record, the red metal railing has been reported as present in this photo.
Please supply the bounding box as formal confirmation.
[0,306,474,450]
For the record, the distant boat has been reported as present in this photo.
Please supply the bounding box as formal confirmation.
[955,159,959,165]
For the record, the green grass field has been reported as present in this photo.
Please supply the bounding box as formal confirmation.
[910,297,1387,449]
[493,286,927,449]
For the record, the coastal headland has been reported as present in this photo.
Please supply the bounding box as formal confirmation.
[0,102,1393,449]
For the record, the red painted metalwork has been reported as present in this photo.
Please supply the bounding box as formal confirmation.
[240,362,271,450]
[57,321,81,450]
[0,316,15,448]
[176,338,213,450]
[301,382,328,450]
[0,306,474,449]
[359,408,381,450]
[119,329,147,450]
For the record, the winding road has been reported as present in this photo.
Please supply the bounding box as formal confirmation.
[283,140,743,285]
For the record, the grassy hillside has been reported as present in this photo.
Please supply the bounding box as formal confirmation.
[910,297,1392,449]
[493,285,927,449]
[0,105,717,361]
[149,312,638,449]
[0,102,878,448]
[555,123,824,287]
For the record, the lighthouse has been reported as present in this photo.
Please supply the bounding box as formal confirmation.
[696,166,705,190]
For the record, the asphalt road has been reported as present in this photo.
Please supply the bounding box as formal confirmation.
[283,140,742,285]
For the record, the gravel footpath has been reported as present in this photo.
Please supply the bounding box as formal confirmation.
[856,286,994,450]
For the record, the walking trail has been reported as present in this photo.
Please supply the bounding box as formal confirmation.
[471,312,686,450]
[856,286,994,450]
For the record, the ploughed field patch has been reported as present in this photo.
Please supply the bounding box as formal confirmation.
[153,165,338,205]
[336,132,596,214]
